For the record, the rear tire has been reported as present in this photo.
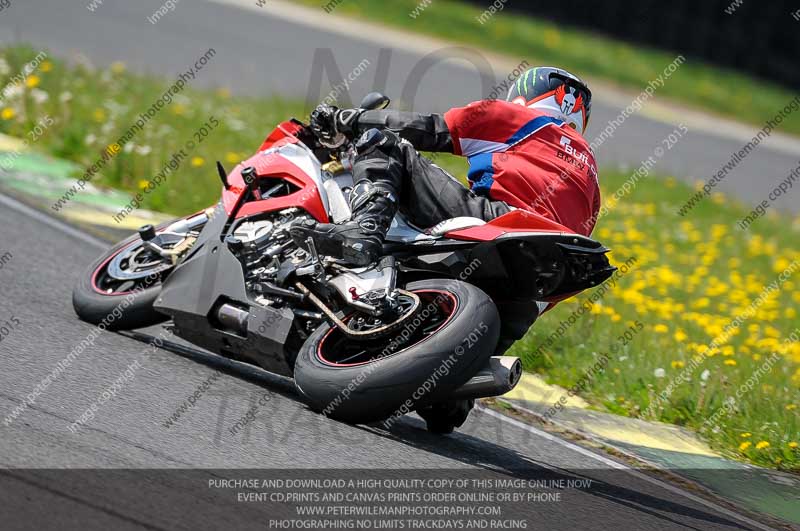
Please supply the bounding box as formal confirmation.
[293,279,499,424]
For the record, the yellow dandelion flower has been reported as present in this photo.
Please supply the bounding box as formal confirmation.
[674,329,688,342]
[216,87,232,99]
[789,442,798,449]
[225,152,240,164]
[665,177,676,188]
[755,441,770,450]
[1,107,16,120]
[137,180,149,190]
[110,61,126,74]
[172,104,186,116]
[653,324,669,333]
[40,60,53,72]
[739,441,751,451]
[786,307,797,319]
[92,108,106,122]
[786,404,797,411]
[721,346,735,356]
[740,432,751,438]
[773,257,791,273]
[25,75,40,88]
[190,156,205,167]
[670,360,685,369]
[723,359,737,366]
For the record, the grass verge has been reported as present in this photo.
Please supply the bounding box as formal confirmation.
[0,46,305,215]
[1,46,798,470]
[296,0,800,137]
[507,170,800,471]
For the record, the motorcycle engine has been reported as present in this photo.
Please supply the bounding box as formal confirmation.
[228,209,309,291]
[232,219,275,251]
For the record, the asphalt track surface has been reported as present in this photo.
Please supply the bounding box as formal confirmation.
[0,192,776,530]
[0,1,791,530]
[1,0,799,214]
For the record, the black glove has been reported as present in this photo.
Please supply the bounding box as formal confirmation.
[310,104,361,148]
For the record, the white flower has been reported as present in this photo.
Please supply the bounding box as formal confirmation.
[124,142,135,153]
[3,84,24,100]
[700,369,710,381]
[227,118,246,132]
[0,58,10,76]
[135,145,152,156]
[31,89,49,104]
[618,356,628,362]
[654,368,666,378]
[105,101,128,115]
[59,91,73,103]
[85,133,96,145]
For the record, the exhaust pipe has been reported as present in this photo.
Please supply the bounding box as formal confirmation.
[216,303,249,335]
[449,356,522,400]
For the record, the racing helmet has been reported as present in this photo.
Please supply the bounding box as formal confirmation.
[506,66,592,135]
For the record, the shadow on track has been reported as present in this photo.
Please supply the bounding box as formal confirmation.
[126,328,754,531]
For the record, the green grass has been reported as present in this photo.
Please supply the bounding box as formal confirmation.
[0,46,306,214]
[507,171,800,471]
[2,46,798,470]
[299,0,800,137]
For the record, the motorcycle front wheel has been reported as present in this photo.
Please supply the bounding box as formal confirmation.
[72,219,189,330]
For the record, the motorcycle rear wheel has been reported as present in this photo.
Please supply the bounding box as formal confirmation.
[293,279,500,425]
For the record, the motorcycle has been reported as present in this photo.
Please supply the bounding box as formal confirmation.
[73,93,616,433]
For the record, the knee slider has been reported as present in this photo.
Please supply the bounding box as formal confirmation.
[355,128,401,157]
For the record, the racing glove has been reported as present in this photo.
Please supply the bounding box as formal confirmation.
[309,104,361,148]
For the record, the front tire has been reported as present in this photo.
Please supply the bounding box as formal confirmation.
[72,221,179,330]
[293,279,500,424]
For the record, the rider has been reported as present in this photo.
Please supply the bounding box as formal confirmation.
[291,66,599,268]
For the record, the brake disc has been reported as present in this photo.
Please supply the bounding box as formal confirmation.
[106,234,184,281]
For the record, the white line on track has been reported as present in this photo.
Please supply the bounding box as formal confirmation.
[479,407,776,531]
[0,192,108,250]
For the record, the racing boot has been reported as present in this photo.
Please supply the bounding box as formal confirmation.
[291,128,403,266]
[290,186,397,266]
